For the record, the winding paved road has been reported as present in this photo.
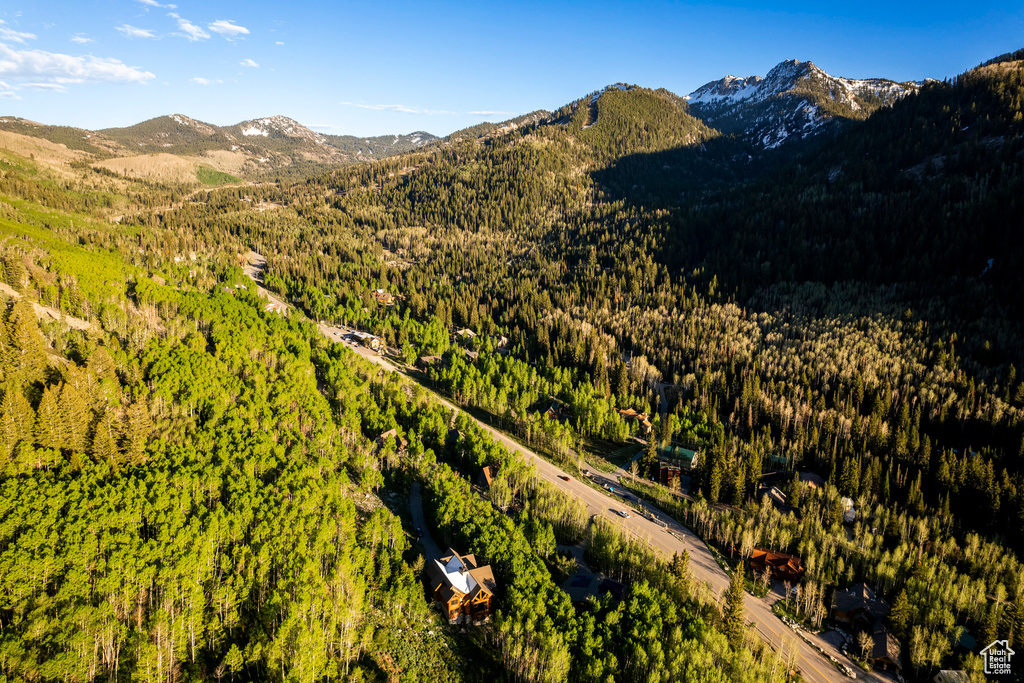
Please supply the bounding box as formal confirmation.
[246,268,869,683]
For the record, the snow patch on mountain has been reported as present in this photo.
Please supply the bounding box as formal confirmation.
[237,115,328,145]
[590,83,635,104]
[685,75,763,106]
[168,113,218,135]
[685,59,920,149]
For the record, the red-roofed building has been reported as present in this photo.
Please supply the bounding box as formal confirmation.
[749,548,805,582]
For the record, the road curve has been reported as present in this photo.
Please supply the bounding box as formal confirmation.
[246,276,852,683]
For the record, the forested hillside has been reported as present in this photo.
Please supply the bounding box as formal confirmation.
[0,111,812,682]
[109,58,1024,678]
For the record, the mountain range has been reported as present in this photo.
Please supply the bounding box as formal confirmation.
[0,57,972,183]
[0,113,438,182]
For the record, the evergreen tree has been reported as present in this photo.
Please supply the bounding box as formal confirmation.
[5,300,48,387]
[90,408,120,468]
[889,588,911,638]
[57,381,92,453]
[708,457,723,504]
[723,566,747,649]
[613,361,629,399]
[34,384,64,451]
[788,471,801,507]
[0,381,34,458]
[642,434,658,478]
[732,462,746,506]
[122,397,153,464]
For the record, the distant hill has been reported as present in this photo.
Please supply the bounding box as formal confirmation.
[685,59,921,148]
[324,131,439,159]
[0,113,439,184]
[0,116,122,156]
[100,114,437,166]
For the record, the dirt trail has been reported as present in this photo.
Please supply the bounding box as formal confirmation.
[242,251,289,314]
[0,282,93,330]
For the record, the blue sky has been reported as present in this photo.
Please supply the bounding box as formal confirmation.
[1,1,1022,136]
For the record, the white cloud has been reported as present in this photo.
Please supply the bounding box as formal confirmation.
[168,13,209,41]
[21,82,67,91]
[240,58,259,68]
[134,0,177,8]
[468,110,514,116]
[190,76,223,85]
[0,21,37,44]
[208,20,249,38]
[116,25,157,39]
[70,34,93,44]
[0,43,155,84]
[339,101,456,115]
[0,79,19,98]
[275,41,284,46]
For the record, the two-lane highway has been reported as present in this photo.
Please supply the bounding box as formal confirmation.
[315,322,848,683]
[245,273,857,683]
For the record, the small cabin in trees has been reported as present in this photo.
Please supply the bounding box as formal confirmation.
[762,486,788,509]
[544,402,568,422]
[749,549,805,582]
[264,302,287,315]
[658,461,681,488]
[618,408,653,436]
[375,428,408,453]
[477,465,498,489]
[657,444,700,471]
[372,288,395,306]
[427,549,497,624]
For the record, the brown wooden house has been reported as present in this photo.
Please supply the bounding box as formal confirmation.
[658,461,681,488]
[477,465,498,489]
[618,408,653,436]
[749,548,805,582]
[427,549,497,624]
[375,428,408,453]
